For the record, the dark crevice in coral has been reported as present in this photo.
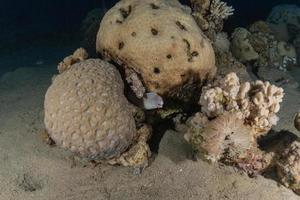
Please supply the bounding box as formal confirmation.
[148,118,174,153]
[176,21,187,31]
[182,39,199,62]
[118,41,124,50]
[153,67,160,74]
[119,5,132,19]
[151,28,158,36]
[116,19,123,24]
[116,5,132,24]
[166,54,172,59]
[150,3,160,10]
[131,32,137,37]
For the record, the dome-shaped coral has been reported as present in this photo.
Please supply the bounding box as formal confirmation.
[96,0,216,96]
[44,59,137,160]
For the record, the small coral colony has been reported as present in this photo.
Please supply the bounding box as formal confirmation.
[43,0,300,194]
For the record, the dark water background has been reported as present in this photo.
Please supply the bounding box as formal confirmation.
[0,0,299,74]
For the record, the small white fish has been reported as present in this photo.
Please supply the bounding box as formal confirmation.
[143,92,164,110]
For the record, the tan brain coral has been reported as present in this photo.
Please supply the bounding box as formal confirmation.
[45,59,139,161]
[96,0,216,96]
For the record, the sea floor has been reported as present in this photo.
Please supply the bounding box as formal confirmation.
[1,46,300,199]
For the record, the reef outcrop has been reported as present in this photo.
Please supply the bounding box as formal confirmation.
[45,59,151,168]
[96,0,216,97]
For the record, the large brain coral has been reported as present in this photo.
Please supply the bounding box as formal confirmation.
[96,0,216,96]
[44,59,137,161]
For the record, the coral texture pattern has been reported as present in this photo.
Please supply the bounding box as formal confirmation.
[45,59,136,160]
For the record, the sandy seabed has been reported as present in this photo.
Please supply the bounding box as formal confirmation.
[1,64,300,200]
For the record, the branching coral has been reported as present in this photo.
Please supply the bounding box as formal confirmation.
[209,0,234,20]
[199,72,284,137]
[191,0,234,39]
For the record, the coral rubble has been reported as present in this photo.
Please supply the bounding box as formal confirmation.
[57,48,89,74]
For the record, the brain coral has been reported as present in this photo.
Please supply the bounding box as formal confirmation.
[44,59,137,160]
[96,0,216,96]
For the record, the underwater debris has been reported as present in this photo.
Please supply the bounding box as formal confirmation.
[44,59,151,168]
[96,0,216,97]
[57,48,88,74]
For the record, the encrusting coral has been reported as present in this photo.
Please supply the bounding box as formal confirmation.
[45,59,151,168]
[199,72,284,137]
[96,0,216,97]
[57,48,89,74]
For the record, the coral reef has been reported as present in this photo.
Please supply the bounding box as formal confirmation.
[174,72,284,176]
[96,0,216,97]
[57,48,88,74]
[277,141,300,194]
[230,28,259,62]
[191,0,234,40]
[213,32,230,53]
[230,21,298,71]
[44,59,150,168]
[199,73,283,137]
[267,4,300,41]
[199,72,284,137]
